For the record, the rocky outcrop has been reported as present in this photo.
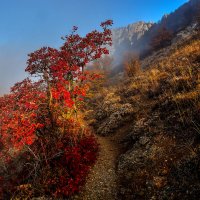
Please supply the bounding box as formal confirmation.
[89,92,136,136]
[110,21,154,58]
[96,103,135,136]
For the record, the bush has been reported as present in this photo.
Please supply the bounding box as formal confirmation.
[0,133,99,199]
[123,52,141,77]
[150,26,173,51]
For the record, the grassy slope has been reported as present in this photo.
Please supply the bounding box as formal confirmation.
[86,32,200,199]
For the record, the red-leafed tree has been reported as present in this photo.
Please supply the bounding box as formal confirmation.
[25,20,113,134]
[0,20,113,199]
[0,20,112,152]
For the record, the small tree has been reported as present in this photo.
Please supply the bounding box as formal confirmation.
[25,20,113,135]
[150,27,173,51]
[123,52,141,77]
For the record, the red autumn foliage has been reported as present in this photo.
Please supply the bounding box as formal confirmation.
[0,20,112,199]
[0,79,46,152]
[39,134,99,198]
[0,132,99,199]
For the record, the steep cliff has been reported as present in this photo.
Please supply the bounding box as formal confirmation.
[110,21,153,60]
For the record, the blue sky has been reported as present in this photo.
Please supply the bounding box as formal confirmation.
[0,0,188,94]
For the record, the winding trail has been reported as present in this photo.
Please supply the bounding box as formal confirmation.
[72,134,121,200]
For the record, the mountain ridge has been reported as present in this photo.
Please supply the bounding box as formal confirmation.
[110,0,200,67]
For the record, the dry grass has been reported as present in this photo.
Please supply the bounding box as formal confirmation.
[87,33,200,199]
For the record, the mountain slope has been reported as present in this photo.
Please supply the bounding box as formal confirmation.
[85,27,200,199]
[73,1,200,199]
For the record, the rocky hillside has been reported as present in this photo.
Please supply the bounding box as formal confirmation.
[85,26,200,199]
[75,1,200,199]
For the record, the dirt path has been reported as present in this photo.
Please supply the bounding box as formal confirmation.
[71,134,121,200]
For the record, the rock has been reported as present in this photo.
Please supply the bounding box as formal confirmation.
[139,136,150,145]
[96,103,135,136]
[110,21,154,57]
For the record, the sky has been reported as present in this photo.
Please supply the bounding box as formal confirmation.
[0,0,188,95]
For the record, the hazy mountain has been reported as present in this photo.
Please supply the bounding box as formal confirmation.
[110,0,200,68]
[110,21,154,63]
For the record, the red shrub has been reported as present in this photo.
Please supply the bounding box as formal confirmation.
[28,134,99,198]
